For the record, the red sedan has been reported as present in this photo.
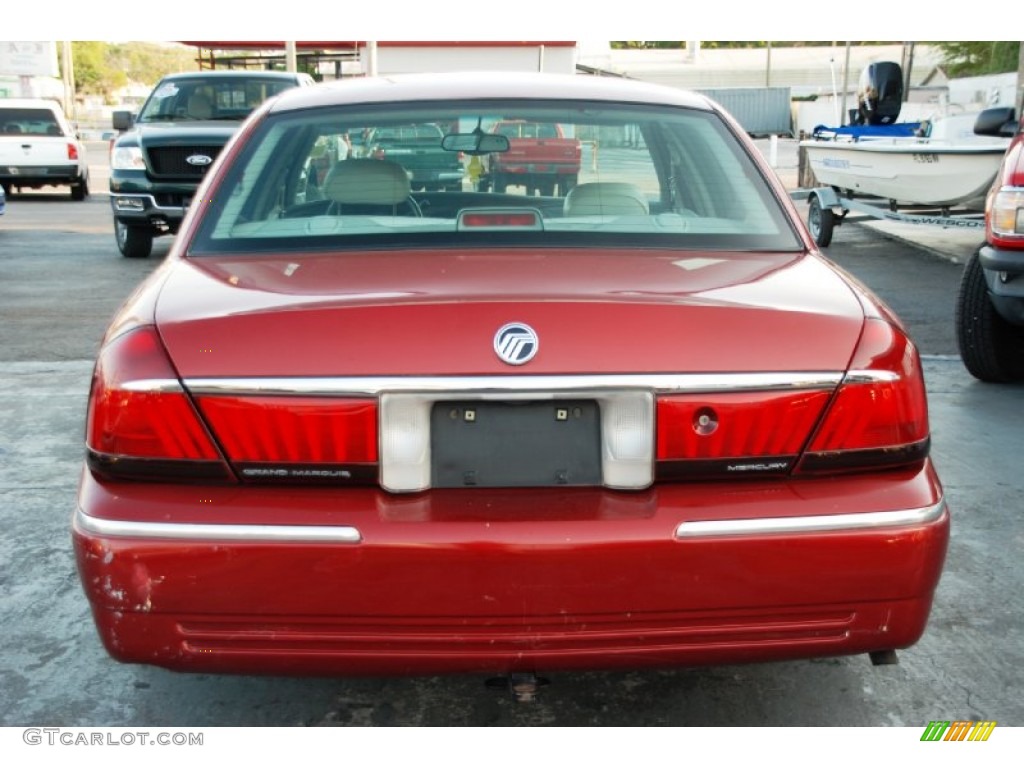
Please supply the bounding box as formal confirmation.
[73,73,948,679]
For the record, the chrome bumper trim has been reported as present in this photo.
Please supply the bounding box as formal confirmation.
[110,193,187,215]
[74,508,362,543]
[185,372,844,397]
[674,498,947,539]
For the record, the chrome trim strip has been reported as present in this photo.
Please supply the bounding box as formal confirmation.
[186,372,844,397]
[844,369,901,384]
[74,508,362,543]
[120,378,184,393]
[112,192,188,214]
[674,498,946,539]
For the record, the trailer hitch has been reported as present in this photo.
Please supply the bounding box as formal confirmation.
[485,672,549,702]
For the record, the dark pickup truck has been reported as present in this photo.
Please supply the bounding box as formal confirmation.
[483,120,581,196]
[108,70,314,258]
[364,123,465,192]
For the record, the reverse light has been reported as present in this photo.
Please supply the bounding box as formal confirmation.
[86,327,229,481]
[989,188,1024,238]
[987,140,1024,245]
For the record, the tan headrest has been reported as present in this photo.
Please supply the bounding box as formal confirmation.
[564,182,649,216]
[323,159,411,206]
[187,92,213,120]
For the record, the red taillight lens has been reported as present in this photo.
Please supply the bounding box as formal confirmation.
[87,327,227,480]
[800,319,929,473]
[657,391,831,461]
[67,142,79,161]
[197,396,378,464]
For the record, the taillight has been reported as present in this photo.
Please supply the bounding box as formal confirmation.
[656,391,831,480]
[86,327,230,481]
[67,142,79,161]
[196,396,378,484]
[987,140,1024,247]
[798,318,929,473]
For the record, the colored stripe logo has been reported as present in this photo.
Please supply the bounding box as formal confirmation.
[921,721,997,741]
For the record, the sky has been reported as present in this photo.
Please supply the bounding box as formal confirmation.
[7,1,1021,45]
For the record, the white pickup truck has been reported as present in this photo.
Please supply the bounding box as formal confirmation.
[0,98,90,200]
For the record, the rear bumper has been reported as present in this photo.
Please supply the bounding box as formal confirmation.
[109,171,198,228]
[979,244,1024,325]
[73,462,949,676]
[1,164,82,186]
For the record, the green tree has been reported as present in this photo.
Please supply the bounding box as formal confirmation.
[936,42,1021,76]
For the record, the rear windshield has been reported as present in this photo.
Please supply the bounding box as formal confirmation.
[137,77,298,122]
[189,98,800,255]
[0,107,63,137]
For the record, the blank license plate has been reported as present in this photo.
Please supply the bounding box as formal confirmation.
[431,400,601,488]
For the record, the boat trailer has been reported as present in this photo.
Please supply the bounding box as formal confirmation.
[793,187,986,248]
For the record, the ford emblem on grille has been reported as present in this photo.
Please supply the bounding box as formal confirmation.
[494,322,539,366]
[186,154,213,167]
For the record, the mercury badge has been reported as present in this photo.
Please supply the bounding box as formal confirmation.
[494,322,539,366]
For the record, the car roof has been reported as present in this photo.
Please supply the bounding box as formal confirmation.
[157,70,309,82]
[0,98,67,113]
[268,72,716,114]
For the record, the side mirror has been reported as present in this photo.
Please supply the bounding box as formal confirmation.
[112,110,135,132]
[974,107,1017,138]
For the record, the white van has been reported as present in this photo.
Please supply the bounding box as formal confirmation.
[0,98,90,200]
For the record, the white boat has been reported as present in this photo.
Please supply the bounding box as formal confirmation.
[800,113,1011,210]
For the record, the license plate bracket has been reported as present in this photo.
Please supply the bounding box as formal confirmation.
[430,400,601,488]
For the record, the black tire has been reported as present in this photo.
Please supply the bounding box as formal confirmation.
[559,174,578,196]
[71,174,89,201]
[115,220,154,259]
[492,173,508,194]
[955,247,1024,382]
[537,180,555,197]
[807,195,834,247]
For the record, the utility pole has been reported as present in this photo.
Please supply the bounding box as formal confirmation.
[1017,41,1024,117]
[904,42,915,102]
[61,41,75,121]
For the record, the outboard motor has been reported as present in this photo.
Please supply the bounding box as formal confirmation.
[857,62,904,125]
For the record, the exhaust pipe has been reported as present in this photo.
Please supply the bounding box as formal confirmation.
[869,650,899,666]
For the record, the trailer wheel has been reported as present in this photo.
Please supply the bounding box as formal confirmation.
[956,247,1024,382]
[808,195,834,247]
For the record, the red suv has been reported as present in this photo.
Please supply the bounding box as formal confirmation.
[957,106,1024,381]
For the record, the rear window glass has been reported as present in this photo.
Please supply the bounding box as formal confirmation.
[0,107,63,137]
[137,77,298,122]
[189,98,799,255]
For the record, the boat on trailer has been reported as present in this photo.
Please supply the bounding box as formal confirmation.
[800,113,1010,210]
[797,61,1017,246]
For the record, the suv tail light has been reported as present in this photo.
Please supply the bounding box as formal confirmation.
[67,142,79,161]
[798,318,929,473]
[86,327,230,481]
[987,140,1024,247]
